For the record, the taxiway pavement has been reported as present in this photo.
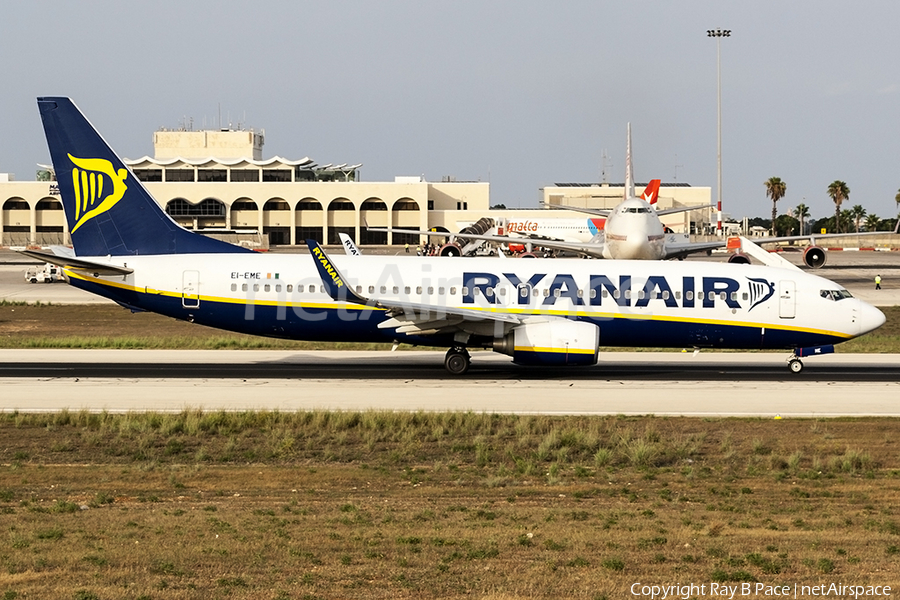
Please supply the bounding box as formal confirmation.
[1,350,898,417]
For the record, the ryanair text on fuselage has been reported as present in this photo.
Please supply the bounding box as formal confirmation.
[461,272,774,311]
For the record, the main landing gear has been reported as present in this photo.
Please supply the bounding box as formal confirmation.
[444,346,471,375]
[788,357,804,374]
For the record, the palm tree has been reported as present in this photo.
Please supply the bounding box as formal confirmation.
[793,203,810,236]
[849,204,867,233]
[840,209,853,234]
[765,177,787,235]
[895,188,900,214]
[865,213,881,232]
[827,180,850,233]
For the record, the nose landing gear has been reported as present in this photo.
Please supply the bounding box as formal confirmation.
[787,344,835,373]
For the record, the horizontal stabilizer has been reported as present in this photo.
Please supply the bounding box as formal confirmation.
[17,249,134,275]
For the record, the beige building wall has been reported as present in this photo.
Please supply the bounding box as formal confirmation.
[153,130,264,160]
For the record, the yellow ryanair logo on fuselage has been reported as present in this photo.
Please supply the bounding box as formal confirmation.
[68,154,128,233]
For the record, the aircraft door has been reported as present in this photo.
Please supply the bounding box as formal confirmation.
[778,280,795,319]
[182,270,200,308]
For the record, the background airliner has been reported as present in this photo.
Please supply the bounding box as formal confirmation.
[378,124,720,260]
[25,98,885,375]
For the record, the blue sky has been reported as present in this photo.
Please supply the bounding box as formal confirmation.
[2,1,900,221]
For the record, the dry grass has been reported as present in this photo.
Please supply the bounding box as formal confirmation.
[2,412,900,598]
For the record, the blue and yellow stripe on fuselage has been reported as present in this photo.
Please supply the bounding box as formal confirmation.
[65,270,849,351]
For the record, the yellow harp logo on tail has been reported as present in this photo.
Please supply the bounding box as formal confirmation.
[68,154,128,233]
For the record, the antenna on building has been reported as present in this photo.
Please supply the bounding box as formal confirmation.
[673,154,683,181]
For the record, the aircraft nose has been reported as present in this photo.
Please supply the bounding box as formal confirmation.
[857,300,886,335]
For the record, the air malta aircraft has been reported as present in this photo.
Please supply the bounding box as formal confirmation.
[381,124,722,260]
[25,98,885,375]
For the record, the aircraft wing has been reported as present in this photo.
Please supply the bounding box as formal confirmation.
[750,226,898,246]
[305,240,521,339]
[16,249,134,276]
[660,238,728,261]
[366,227,581,249]
[541,204,611,218]
[655,203,716,216]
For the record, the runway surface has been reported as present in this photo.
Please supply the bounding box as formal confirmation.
[2,350,898,417]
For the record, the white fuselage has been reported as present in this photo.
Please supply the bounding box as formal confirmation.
[601,197,667,260]
[65,252,884,351]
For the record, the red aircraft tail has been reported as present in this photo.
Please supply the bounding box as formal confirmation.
[641,179,661,205]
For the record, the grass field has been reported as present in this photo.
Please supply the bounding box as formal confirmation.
[2,412,900,599]
[2,303,900,598]
[1,301,899,352]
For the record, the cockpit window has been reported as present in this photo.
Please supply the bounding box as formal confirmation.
[624,207,650,214]
[820,289,853,301]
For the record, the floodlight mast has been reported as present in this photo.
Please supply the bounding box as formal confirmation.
[707,28,730,236]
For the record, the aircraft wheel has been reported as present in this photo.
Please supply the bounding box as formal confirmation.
[788,358,803,374]
[444,347,470,375]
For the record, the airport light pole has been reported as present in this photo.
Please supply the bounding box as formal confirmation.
[707,28,730,236]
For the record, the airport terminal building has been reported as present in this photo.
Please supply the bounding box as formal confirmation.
[0,126,713,248]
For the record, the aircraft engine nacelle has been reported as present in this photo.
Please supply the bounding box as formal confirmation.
[493,320,599,366]
[803,245,827,268]
[727,252,751,264]
[438,243,462,257]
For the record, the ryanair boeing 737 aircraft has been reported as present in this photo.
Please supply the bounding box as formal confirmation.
[26,97,885,375]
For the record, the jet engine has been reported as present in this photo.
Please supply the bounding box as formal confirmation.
[803,245,827,268]
[727,252,751,264]
[438,243,462,257]
[493,319,599,366]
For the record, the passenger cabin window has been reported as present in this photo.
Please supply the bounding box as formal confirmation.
[231,283,237,292]
[242,284,248,292]
[287,285,293,293]
[264,284,271,292]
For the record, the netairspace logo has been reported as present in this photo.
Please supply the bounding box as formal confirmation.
[630,582,892,599]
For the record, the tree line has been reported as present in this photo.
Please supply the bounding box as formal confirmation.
[762,177,899,237]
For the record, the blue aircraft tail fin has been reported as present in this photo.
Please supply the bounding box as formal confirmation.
[37,97,249,256]
[306,240,368,304]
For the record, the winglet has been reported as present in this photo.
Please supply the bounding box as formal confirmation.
[306,239,368,304]
[338,232,362,256]
[641,179,661,205]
